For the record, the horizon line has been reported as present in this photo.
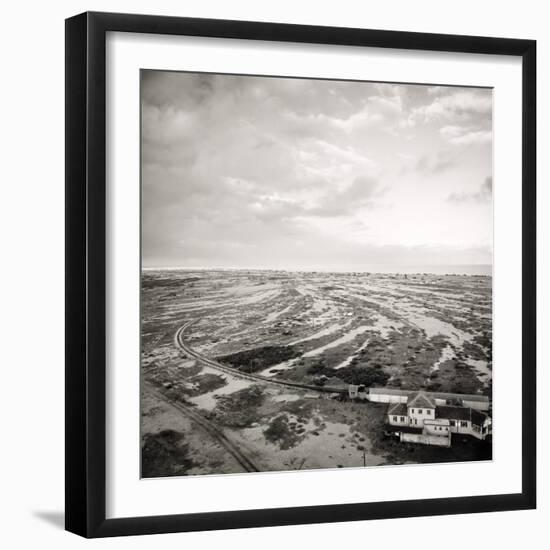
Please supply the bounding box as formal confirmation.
[142,264,492,276]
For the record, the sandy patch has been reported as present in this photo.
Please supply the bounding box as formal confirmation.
[302,325,371,358]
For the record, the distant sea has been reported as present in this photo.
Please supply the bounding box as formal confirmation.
[352,264,493,276]
[143,264,492,276]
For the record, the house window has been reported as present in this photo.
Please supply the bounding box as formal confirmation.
[393,416,397,422]
[410,408,414,414]
[427,409,432,415]
[418,409,423,414]
[460,421,468,428]
[400,416,405,422]
[449,420,456,427]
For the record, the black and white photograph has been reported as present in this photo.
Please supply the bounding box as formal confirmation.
[140,70,493,478]
[0,0,543,545]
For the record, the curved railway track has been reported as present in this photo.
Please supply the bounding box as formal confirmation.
[143,382,259,473]
[174,320,346,394]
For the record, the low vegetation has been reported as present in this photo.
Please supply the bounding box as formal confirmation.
[263,414,306,450]
[335,365,390,387]
[141,430,197,477]
[217,345,300,373]
[209,385,265,427]
[141,270,493,476]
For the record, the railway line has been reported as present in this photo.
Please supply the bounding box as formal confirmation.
[143,382,259,473]
[174,320,346,395]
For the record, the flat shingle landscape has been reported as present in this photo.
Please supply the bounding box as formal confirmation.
[140,269,492,477]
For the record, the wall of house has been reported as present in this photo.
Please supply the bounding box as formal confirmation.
[400,432,451,447]
[424,423,451,436]
[388,414,408,426]
[449,420,470,434]
[407,407,435,427]
[447,420,486,440]
[470,423,485,439]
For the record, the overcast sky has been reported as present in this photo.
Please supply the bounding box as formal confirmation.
[141,70,492,271]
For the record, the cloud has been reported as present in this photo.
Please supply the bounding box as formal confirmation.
[440,125,492,146]
[246,196,308,222]
[141,71,492,268]
[412,151,457,175]
[447,176,492,203]
[407,89,492,127]
[427,86,443,95]
[236,175,383,222]
[307,176,382,217]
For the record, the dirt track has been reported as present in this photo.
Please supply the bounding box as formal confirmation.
[174,320,346,394]
[143,382,259,473]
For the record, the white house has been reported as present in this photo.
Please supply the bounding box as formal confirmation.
[386,390,492,445]
[405,390,437,427]
[348,386,492,446]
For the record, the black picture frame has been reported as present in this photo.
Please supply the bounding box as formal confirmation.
[65,11,536,538]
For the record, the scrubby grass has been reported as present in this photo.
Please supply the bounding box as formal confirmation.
[141,275,200,290]
[209,385,265,427]
[263,414,305,450]
[141,430,197,477]
[158,372,227,404]
[336,365,390,386]
[217,346,300,373]
[436,359,484,394]
[187,373,227,395]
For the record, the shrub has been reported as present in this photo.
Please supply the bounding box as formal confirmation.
[307,362,334,377]
[217,346,300,373]
[336,366,390,387]
[263,415,302,450]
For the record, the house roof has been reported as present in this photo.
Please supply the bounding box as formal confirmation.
[441,392,488,404]
[436,406,472,421]
[407,391,436,409]
[387,402,408,416]
[471,409,489,426]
